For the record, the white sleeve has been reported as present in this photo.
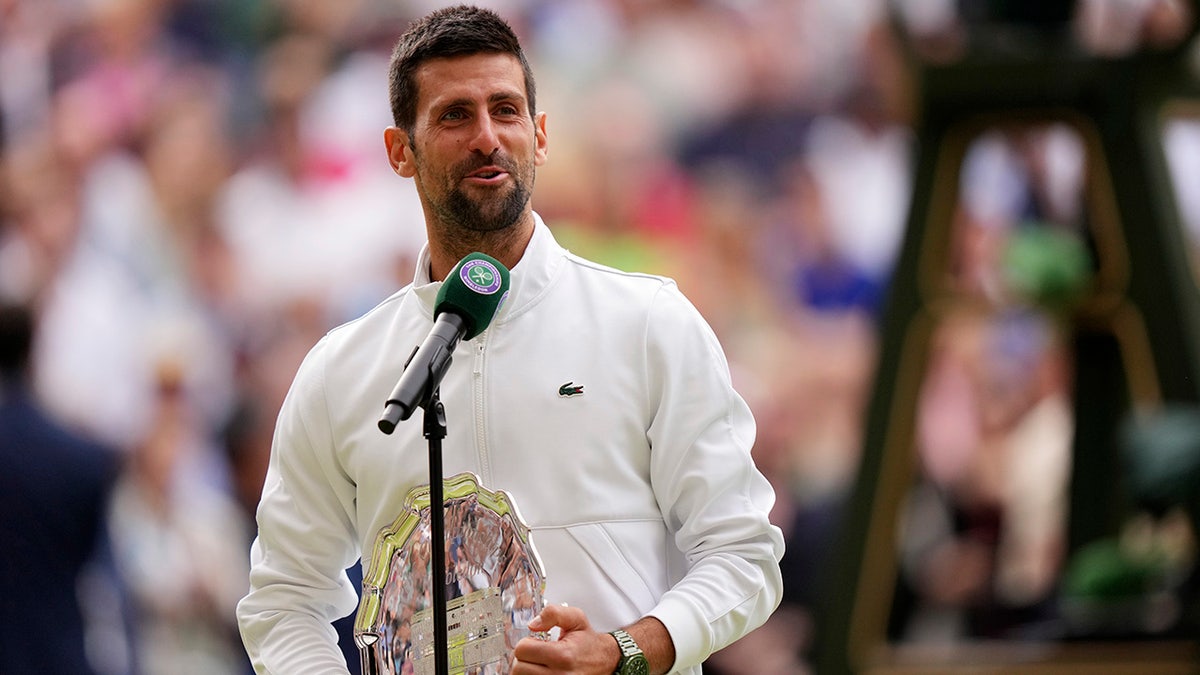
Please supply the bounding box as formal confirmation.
[642,282,786,672]
[236,337,362,674]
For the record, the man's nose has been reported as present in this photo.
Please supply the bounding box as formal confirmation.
[468,115,500,156]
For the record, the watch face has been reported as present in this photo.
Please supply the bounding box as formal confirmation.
[625,654,650,675]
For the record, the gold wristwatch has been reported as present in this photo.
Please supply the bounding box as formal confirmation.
[610,628,649,675]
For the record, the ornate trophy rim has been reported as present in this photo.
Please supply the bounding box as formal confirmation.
[354,472,546,674]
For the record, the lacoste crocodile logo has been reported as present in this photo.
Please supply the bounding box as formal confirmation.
[558,382,584,398]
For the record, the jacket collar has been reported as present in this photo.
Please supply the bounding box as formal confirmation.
[409,212,564,331]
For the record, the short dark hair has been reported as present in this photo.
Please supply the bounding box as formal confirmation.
[387,5,536,134]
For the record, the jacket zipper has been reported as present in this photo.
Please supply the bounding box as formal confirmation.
[473,338,490,484]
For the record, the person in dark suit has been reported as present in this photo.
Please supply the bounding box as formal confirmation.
[0,301,121,674]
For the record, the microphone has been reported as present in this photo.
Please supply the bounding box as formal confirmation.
[378,253,511,434]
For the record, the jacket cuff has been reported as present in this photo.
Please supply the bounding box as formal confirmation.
[647,593,709,673]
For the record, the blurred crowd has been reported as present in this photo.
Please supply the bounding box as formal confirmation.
[0,0,1197,674]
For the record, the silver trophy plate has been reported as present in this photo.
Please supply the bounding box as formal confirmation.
[355,473,546,675]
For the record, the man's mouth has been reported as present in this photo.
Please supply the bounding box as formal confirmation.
[460,157,513,182]
[464,164,509,183]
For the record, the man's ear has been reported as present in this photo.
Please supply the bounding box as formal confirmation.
[534,111,548,167]
[384,126,416,177]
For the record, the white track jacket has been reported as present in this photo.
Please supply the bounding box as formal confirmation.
[237,215,785,674]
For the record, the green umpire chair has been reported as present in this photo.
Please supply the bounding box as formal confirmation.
[817,3,1200,673]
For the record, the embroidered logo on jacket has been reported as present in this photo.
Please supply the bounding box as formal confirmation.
[558,382,584,397]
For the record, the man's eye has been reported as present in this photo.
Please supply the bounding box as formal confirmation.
[441,110,465,121]
[496,105,519,116]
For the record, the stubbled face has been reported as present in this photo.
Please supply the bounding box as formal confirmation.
[388,52,547,238]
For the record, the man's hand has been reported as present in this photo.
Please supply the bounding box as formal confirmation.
[510,604,619,674]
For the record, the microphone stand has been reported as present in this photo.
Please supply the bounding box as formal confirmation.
[379,369,451,675]
[422,387,450,675]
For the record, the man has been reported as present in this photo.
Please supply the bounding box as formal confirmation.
[236,6,784,674]
[0,301,120,674]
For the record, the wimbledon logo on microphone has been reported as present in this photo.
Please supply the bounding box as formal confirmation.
[461,259,503,294]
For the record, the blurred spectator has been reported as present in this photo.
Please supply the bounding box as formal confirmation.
[770,164,886,318]
[0,300,121,674]
[215,32,424,329]
[900,308,1073,641]
[106,356,252,674]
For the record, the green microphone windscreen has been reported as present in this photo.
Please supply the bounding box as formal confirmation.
[435,252,511,340]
